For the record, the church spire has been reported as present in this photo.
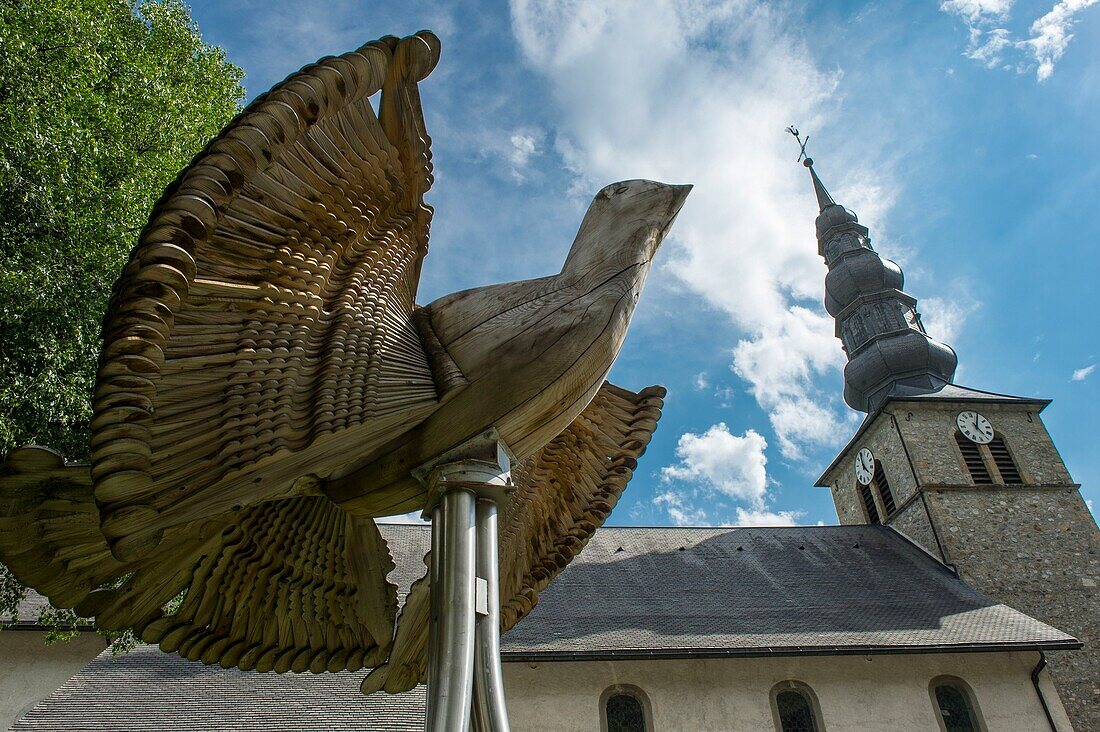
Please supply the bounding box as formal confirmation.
[794,140,957,413]
[807,158,836,211]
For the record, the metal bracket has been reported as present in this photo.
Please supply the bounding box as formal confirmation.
[415,428,515,520]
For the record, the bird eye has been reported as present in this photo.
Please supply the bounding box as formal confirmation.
[615,185,629,195]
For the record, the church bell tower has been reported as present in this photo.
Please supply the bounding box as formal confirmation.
[804,154,1100,729]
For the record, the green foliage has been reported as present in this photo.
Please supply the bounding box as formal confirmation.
[0,564,27,621]
[0,0,244,459]
[0,0,243,646]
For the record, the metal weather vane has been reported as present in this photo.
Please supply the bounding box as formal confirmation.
[0,30,688,732]
[786,125,811,164]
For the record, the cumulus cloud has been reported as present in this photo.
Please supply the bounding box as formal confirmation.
[941,0,1099,80]
[661,423,769,505]
[1071,363,1097,381]
[510,0,860,460]
[655,423,801,526]
[731,306,847,459]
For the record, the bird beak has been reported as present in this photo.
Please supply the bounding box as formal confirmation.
[655,183,692,241]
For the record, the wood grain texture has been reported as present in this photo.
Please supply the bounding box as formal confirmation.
[92,32,442,562]
[360,381,666,693]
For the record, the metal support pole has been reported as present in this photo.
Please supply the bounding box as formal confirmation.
[429,488,477,732]
[472,498,511,732]
[419,430,515,732]
[425,504,443,729]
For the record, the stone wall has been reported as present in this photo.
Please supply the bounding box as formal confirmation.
[929,486,1099,730]
[503,651,1072,731]
[821,399,1099,730]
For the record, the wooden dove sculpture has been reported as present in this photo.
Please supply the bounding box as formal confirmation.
[0,31,687,681]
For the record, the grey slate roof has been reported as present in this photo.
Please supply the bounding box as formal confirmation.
[499,525,1077,658]
[11,647,425,732]
[9,524,1077,731]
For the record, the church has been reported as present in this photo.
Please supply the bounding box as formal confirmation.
[2,158,1097,732]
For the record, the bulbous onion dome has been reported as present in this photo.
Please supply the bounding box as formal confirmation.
[804,156,957,413]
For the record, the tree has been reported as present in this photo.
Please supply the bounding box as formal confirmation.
[0,0,244,633]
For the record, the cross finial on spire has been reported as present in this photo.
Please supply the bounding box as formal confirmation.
[786,125,811,165]
[787,125,836,212]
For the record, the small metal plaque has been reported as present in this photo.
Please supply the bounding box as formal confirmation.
[475,577,489,617]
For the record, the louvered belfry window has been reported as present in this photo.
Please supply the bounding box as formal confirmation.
[955,433,993,484]
[988,435,1022,483]
[859,481,880,524]
[872,462,896,515]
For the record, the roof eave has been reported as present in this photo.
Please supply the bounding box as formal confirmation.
[502,638,1082,663]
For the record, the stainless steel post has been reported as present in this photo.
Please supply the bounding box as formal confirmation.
[418,431,514,732]
[472,498,511,731]
[425,503,443,730]
[429,488,477,732]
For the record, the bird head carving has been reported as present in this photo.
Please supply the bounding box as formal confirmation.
[564,179,691,280]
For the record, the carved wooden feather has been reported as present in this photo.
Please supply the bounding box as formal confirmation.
[92,32,443,562]
[361,382,666,693]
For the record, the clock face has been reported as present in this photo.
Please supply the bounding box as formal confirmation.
[956,411,994,444]
[855,447,875,485]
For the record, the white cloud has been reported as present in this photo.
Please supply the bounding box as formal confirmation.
[731,306,848,459]
[511,0,857,461]
[941,0,1099,80]
[1022,0,1100,81]
[507,129,545,180]
[734,507,802,526]
[940,0,1014,26]
[693,372,709,390]
[655,423,805,526]
[661,423,769,505]
[921,295,976,346]
[1071,363,1097,381]
[968,27,1016,67]
[653,490,710,525]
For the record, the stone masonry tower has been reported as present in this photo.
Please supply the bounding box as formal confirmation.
[805,156,1100,729]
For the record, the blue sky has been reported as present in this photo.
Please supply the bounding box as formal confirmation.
[187,0,1100,526]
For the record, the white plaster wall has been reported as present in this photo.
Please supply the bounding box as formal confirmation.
[503,651,1073,731]
[0,631,105,730]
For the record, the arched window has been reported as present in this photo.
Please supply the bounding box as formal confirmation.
[930,678,985,732]
[771,681,824,732]
[987,435,1022,483]
[954,432,992,484]
[601,685,651,732]
[857,480,880,524]
[872,462,896,516]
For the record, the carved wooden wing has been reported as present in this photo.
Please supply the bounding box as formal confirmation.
[0,447,398,672]
[92,32,443,563]
[361,382,666,693]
